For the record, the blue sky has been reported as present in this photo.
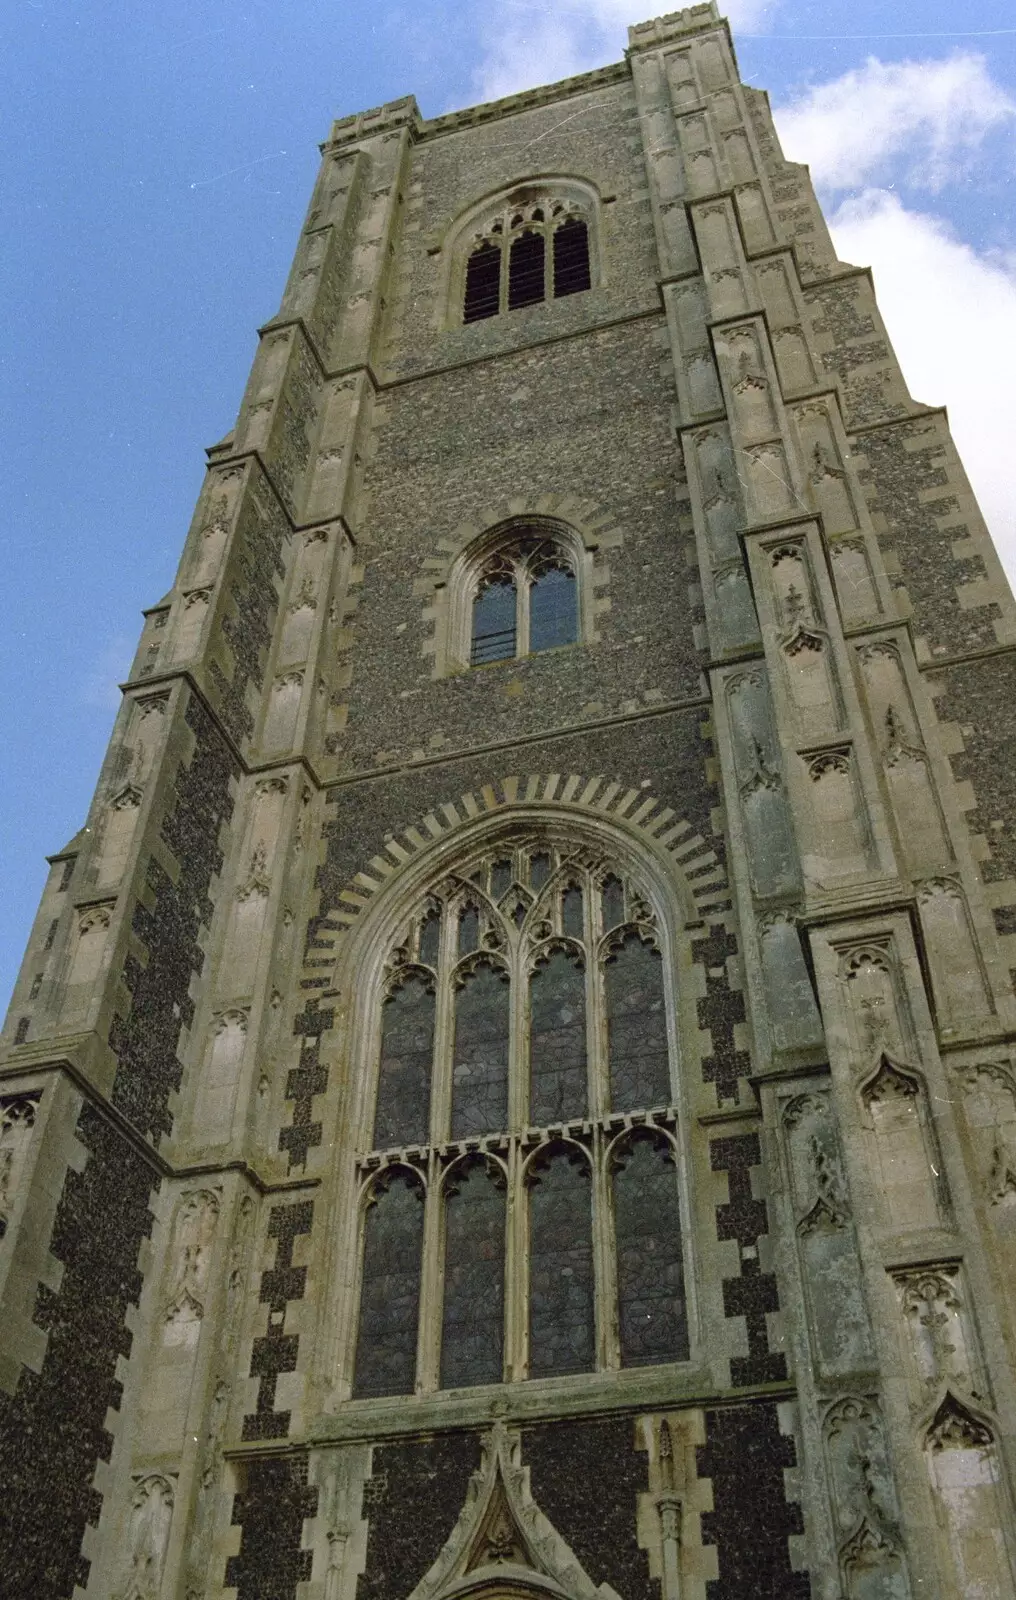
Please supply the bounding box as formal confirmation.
[1,0,1014,1009]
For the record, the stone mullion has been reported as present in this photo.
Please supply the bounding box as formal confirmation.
[511,937,528,1134]
[586,880,609,1125]
[430,901,457,1146]
[516,557,532,660]
[416,1147,442,1394]
[591,1123,619,1371]
[504,1136,527,1382]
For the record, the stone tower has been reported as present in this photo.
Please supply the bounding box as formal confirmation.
[3,5,1016,1596]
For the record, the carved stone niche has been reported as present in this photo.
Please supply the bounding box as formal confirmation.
[957,1062,1016,1217]
[840,942,911,1064]
[858,642,952,877]
[781,1092,874,1378]
[405,1422,622,1600]
[119,1472,175,1600]
[0,1095,39,1237]
[67,902,115,991]
[860,1055,948,1236]
[768,542,842,742]
[163,1188,220,1337]
[892,1264,987,1405]
[726,670,799,899]
[801,748,871,884]
[758,911,824,1055]
[831,538,879,624]
[916,877,993,1034]
[821,1396,910,1600]
[923,1395,1013,1600]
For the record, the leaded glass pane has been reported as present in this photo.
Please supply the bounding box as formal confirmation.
[373,975,433,1148]
[528,1149,594,1377]
[440,1159,506,1389]
[459,905,480,956]
[529,567,577,653]
[491,859,513,901]
[605,936,670,1112]
[613,1134,688,1366]
[530,851,551,890]
[562,884,584,939]
[419,908,441,969]
[451,962,510,1138]
[601,875,625,932]
[353,1170,425,1397]
[529,949,587,1125]
[472,578,516,664]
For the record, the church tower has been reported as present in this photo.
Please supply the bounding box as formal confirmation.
[5,5,1016,1596]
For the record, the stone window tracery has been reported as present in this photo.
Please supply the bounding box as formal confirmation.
[350,831,690,1398]
[462,195,592,324]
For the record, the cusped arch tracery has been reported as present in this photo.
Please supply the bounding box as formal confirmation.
[312,774,728,992]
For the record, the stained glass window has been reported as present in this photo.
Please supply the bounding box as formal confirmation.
[451,961,510,1138]
[530,949,587,1125]
[530,567,578,653]
[562,883,584,939]
[419,907,441,969]
[613,1133,689,1366]
[605,935,671,1112]
[459,905,480,955]
[373,974,434,1148]
[601,874,625,933]
[353,836,687,1398]
[353,1168,425,1397]
[528,1147,595,1377]
[471,578,516,665]
[440,1158,506,1389]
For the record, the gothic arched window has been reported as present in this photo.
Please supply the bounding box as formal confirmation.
[462,193,594,324]
[469,530,579,666]
[349,832,690,1398]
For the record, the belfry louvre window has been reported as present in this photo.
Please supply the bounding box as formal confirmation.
[463,198,592,323]
[470,530,578,665]
[351,834,690,1398]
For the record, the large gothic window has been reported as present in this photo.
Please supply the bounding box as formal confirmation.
[350,833,689,1398]
[463,195,592,324]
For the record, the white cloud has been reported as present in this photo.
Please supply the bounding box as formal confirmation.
[828,190,1016,581]
[775,53,1015,191]
[473,0,777,103]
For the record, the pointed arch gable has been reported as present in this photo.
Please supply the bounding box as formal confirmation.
[406,1422,622,1600]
